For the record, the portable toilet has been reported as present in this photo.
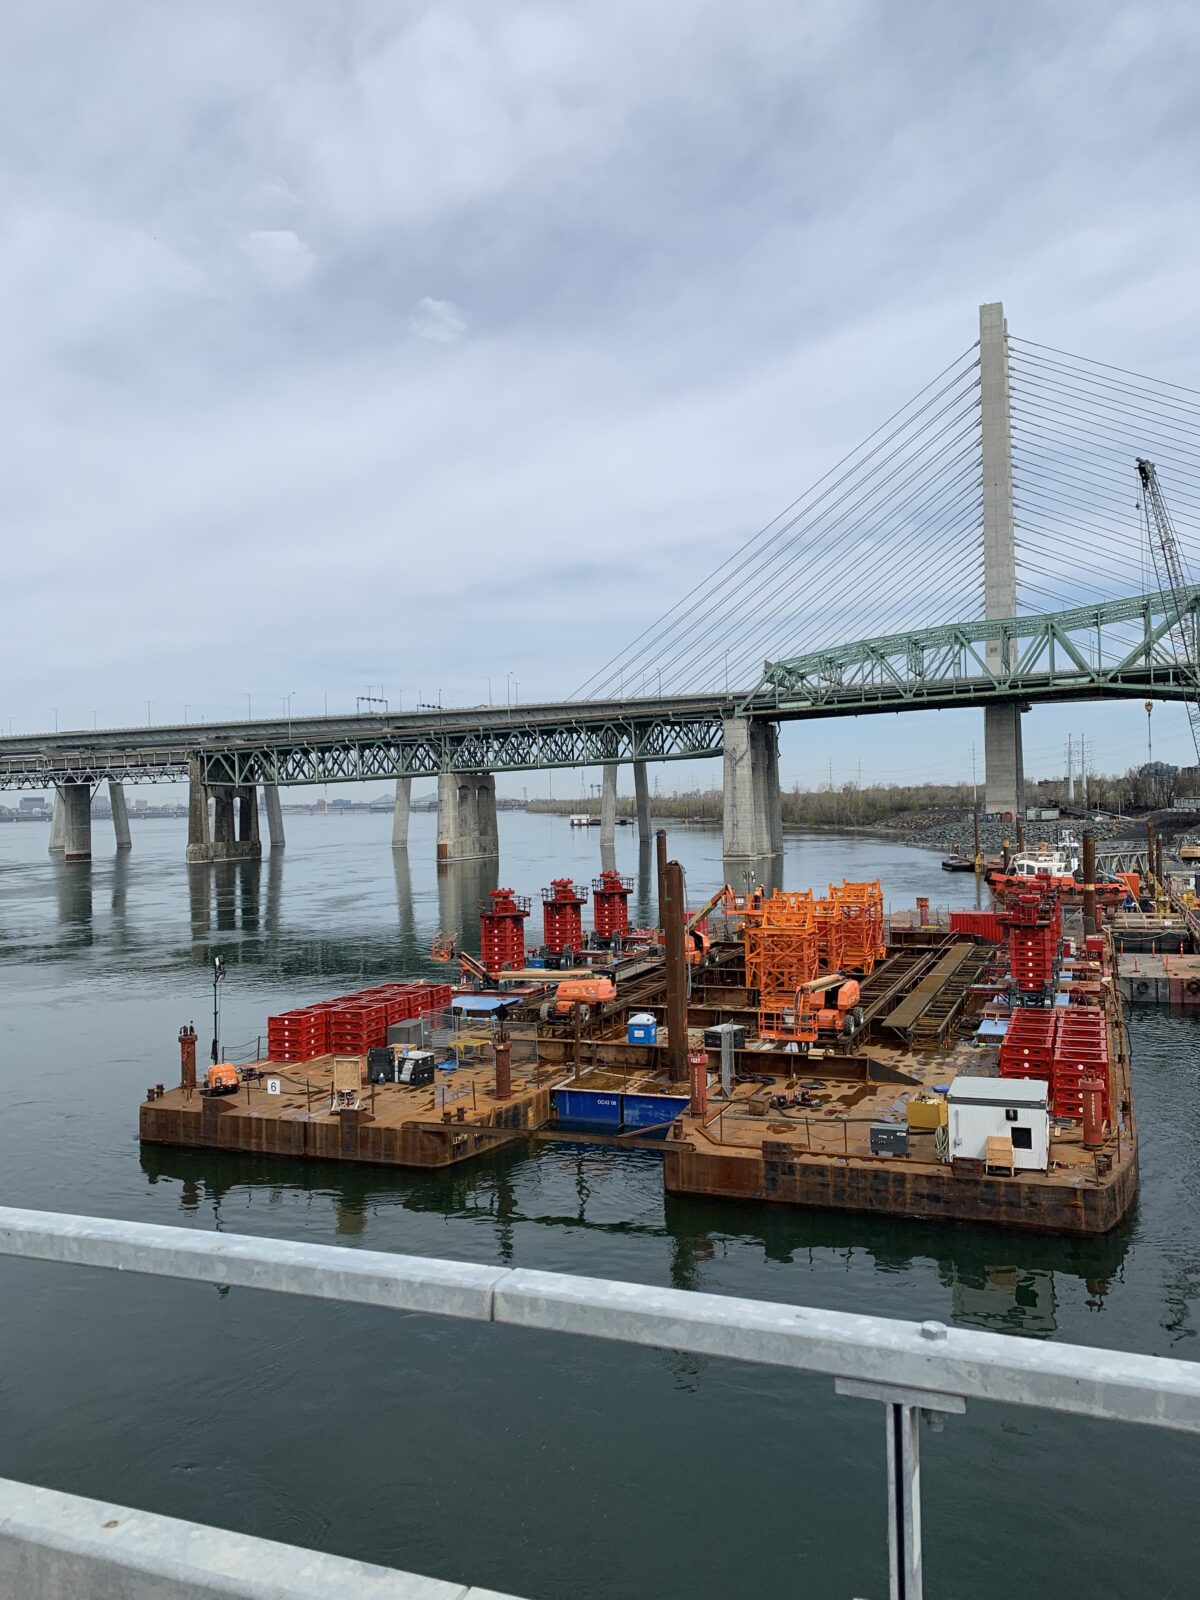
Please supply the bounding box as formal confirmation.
[627,1011,658,1045]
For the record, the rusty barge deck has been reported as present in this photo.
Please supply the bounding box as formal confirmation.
[139,936,1138,1236]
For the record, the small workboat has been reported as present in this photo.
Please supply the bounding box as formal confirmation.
[985,834,1134,908]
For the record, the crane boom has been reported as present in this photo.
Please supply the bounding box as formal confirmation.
[1137,457,1200,763]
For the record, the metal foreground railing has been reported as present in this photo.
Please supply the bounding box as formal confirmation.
[1,1210,1198,1600]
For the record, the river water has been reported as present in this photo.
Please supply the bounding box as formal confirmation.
[0,810,1195,1598]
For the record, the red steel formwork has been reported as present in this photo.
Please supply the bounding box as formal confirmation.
[542,879,589,955]
[591,871,633,942]
[998,888,1062,1001]
[1052,1009,1109,1119]
[266,982,452,1063]
[479,889,531,975]
[327,1000,391,1055]
[266,1006,330,1063]
[999,1009,1057,1081]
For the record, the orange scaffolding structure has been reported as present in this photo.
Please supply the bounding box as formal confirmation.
[743,881,886,1043]
[827,880,886,975]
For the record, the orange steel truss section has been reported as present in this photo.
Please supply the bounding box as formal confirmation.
[743,891,818,995]
[827,880,885,975]
[814,898,845,972]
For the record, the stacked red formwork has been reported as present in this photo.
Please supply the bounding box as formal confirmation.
[266,1006,331,1063]
[542,880,588,955]
[998,1010,1056,1082]
[479,889,531,975]
[327,999,391,1054]
[1051,1008,1109,1119]
[592,871,633,941]
[998,887,1062,1002]
[266,981,452,1063]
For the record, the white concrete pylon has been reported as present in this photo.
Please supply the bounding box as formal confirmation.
[980,300,1025,818]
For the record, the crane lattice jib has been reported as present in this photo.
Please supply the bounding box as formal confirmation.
[1137,458,1200,763]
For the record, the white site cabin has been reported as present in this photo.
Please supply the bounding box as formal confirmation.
[947,1078,1049,1172]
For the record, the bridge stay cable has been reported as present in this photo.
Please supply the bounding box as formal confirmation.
[668,423,985,695]
[593,364,983,698]
[571,343,982,701]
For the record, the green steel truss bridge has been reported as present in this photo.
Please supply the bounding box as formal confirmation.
[738,587,1200,716]
[0,586,1196,792]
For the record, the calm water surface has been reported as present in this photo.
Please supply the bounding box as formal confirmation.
[0,809,1196,1598]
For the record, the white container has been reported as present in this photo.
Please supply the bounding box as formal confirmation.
[948,1078,1049,1172]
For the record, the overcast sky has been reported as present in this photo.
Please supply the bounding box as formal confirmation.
[4,0,1199,794]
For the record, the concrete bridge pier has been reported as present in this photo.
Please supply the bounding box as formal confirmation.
[61,782,93,862]
[263,783,285,851]
[985,704,1025,820]
[437,773,499,862]
[109,781,132,851]
[237,786,260,854]
[600,764,618,850]
[722,718,782,859]
[186,762,210,862]
[48,792,66,854]
[633,761,651,843]
[186,764,263,862]
[391,777,412,851]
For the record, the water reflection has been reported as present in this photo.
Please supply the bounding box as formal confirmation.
[185,858,283,957]
[139,1142,1131,1334]
[634,839,654,928]
[437,858,500,958]
[110,851,130,928]
[392,852,416,949]
[53,860,93,944]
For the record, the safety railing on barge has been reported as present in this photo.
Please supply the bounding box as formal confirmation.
[0,1207,1197,1600]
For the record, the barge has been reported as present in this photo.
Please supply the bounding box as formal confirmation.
[140,861,1138,1236]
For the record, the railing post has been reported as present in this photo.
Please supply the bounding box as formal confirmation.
[836,1339,966,1600]
[885,1402,923,1600]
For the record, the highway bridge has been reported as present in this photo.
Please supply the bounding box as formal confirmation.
[11,301,1200,863]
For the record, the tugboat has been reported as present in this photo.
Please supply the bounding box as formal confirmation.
[940,852,977,873]
[985,833,1133,908]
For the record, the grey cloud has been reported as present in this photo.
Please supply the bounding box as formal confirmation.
[0,0,1197,788]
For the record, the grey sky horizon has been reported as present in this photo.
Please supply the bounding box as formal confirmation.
[4,1,1199,798]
